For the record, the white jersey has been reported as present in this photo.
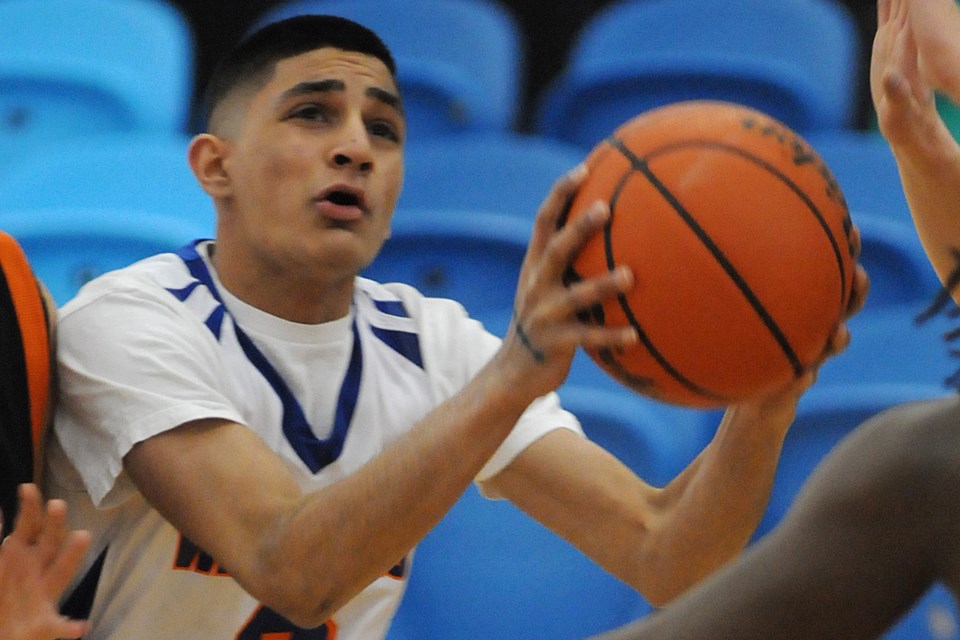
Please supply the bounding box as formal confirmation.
[45,240,581,640]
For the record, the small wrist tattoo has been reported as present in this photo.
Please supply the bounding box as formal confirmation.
[513,311,546,364]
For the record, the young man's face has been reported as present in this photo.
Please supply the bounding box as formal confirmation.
[214,47,406,284]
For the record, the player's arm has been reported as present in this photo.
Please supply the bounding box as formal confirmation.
[487,237,866,607]
[591,395,960,640]
[485,384,800,606]
[872,0,960,297]
[122,168,638,628]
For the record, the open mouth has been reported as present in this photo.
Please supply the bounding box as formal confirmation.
[316,186,366,221]
[325,190,361,207]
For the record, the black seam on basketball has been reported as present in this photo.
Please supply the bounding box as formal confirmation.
[595,138,730,403]
[608,135,806,378]
[645,138,850,308]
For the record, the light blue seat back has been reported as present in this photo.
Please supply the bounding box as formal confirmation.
[0,0,195,164]
[0,134,215,238]
[852,213,942,314]
[818,305,959,390]
[806,130,912,224]
[399,132,585,220]
[248,0,523,141]
[535,0,860,149]
[0,208,207,306]
[361,208,531,336]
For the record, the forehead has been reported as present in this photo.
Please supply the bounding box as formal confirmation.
[267,47,399,98]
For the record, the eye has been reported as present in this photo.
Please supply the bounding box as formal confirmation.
[287,103,330,122]
[368,120,400,143]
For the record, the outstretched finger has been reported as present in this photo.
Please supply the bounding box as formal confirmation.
[36,498,71,568]
[563,264,634,319]
[11,483,44,545]
[45,529,91,600]
[878,0,892,26]
[528,164,588,259]
[540,200,610,285]
[847,264,870,318]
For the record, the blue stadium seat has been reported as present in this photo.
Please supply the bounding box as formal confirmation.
[884,583,960,640]
[806,130,912,223]
[0,0,194,167]
[818,305,960,390]
[399,132,585,219]
[388,385,719,640]
[853,213,942,315]
[0,134,214,237]
[0,208,209,306]
[248,0,523,142]
[535,0,860,150]
[361,208,531,336]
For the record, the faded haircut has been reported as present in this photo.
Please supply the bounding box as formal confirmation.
[201,14,397,130]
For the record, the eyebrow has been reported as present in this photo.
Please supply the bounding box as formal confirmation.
[278,79,404,115]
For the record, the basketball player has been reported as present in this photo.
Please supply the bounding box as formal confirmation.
[0,231,88,640]
[592,0,960,638]
[43,15,866,638]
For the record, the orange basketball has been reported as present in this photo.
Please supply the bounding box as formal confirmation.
[563,100,855,408]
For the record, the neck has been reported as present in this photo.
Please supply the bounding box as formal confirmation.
[209,242,354,324]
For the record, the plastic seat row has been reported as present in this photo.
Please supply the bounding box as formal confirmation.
[0,0,194,171]
[387,377,960,640]
[0,0,865,155]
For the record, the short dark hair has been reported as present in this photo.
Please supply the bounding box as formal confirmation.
[202,14,398,129]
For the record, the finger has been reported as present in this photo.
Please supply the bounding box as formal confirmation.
[824,322,852,359]
[847,264,870,317]
[848,221,862,260]
[878,0,892,26]
[564,264,634,318]
[576,322,640,353]
[51,618,89,640]
[543,200,610,283]
[37,498,70,568]
[45,529,91,599]
[12,483,44,544]
[529,164,588,257]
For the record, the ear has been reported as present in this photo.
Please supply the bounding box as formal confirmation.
[188,133,232,199]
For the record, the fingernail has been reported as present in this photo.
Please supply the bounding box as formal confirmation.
[589,201,608,221]
[568,163,588,181]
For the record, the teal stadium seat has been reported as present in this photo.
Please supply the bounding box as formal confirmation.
[399,132,585,219]
[535,0,860,150]
[884,583,960,640]
[0,0,195,169]
[806,129,912,223]
[361,208,531,336]
[0,208,209,306]
[0,133,215,237]
[248,0,523,141]
[852,213,942,315]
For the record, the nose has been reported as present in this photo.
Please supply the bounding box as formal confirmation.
[330,116,374,173]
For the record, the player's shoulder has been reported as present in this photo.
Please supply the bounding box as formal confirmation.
[58,250,192,320]
[354,276,471,323]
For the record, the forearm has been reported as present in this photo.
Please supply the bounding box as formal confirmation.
[258,367,533,624]
[872,0,960,295]
[640,403,791,599]
[594,398,960,640]
[894,143,960,295]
